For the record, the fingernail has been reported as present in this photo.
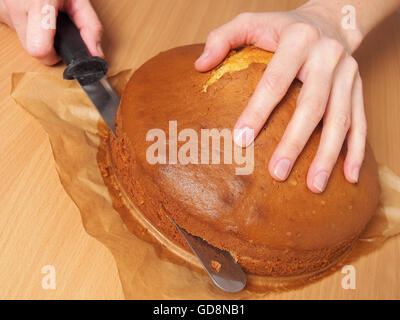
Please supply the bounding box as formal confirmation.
[196,49,210,63]
[97,43,104,57]
[273,158,291,181]
[313,171,329,192]
[351,166,360,183]
[233,126,254,147]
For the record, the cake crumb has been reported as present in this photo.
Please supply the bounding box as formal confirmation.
[230,251,239,262]
[286,231,292,236]
[211,260,221,273]
[100,166,109,177]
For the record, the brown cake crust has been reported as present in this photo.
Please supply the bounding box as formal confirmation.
[109,44,380,277]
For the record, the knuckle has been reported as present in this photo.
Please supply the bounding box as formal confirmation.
[207,29,222,42]
[340,57,359,85]
[246,104,268,126]
[357,120,368,138]
[323,38,346,59]
[333,111,351,131]
[291,22,320,43]
[262,71,287,97]
[309,101,325,121]
[300,97,325,122]
[346,56,359,74]
[93,23,104,35]
[283,137,303,156]
[324,150,340,165]
[26,44,53,60]
[252,107,267,122]
[235,12,254,22]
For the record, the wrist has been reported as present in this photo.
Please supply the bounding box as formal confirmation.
[296,0,364,53]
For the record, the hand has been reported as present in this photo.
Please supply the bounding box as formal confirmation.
[0,0,104,65]
[195,3,366,193]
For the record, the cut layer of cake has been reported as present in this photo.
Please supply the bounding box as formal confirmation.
[108,44,380,277]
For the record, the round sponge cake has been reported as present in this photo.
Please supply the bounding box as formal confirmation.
[109,44,380,277]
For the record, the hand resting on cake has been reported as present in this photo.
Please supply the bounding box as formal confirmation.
[0,0,104,65]
[195,0,400,193]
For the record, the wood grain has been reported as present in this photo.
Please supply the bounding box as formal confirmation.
[0,0,399,299]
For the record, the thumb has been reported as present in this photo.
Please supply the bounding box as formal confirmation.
[64,0,104,57]
[195,12,280,72]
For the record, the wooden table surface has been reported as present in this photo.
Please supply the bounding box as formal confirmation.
[0,0,399,300]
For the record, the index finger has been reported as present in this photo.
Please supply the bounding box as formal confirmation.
[63,0,104,57]
[195,12,280,72]
[233,23,318,147]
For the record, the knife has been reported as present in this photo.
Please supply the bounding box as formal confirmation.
[171,219,247,293]
[54,12,119,137]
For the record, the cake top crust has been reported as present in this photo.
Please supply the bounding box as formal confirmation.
[119,44,380,250]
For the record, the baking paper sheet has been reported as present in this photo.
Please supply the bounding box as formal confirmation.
[10,71,400,299]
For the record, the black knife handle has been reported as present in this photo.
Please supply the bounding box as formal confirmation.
[54,12,107,85]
